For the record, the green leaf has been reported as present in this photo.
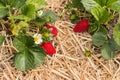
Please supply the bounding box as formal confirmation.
[81,0,114,24]
[18,21,29,27]
[22,4,35,19]
[14,48,46,71]
[18,29,26,35]
[0,0,14,6]
[9,15,30,20]
[31,18,46,26]
[101,38,116,59]
[0,0,10,6]
[41,10,57,23]
[13,35,46,71]
[94,0,117,7]
[89,22,107,34]
[13,35,34,52]
[71,0,83,9]
[113,24,120,46]
[109,0,120,11]
[12,21,29,35]
[0,36,5,45]
[88,22,99,34]
[26,0,47,10]
[101,45,115,59]
[92,32,107,46]
[94,0,108,6]
[81,0,99,12]
[110,37,120,51]
[70,10,80,23]
[0,6,8,19]
[33,10,57,25]
[91,6,113,23]
[0,0,26,8]
[11,0,26,9]
[81,0,118,11]
[98,25,108,34]
[14,51,34,70]
[0,1,5,6]
[29,47,46,67]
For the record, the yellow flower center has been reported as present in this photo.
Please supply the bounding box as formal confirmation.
[34,37,39,42]
[44,33,49,38]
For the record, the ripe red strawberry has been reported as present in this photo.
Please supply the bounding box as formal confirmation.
[73,19,89,32]
[46,25,58,36]
[41,42,56,55]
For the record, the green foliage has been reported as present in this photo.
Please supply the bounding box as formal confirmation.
[81,0,114,23]
[88,22,98,34]
[89,23,108,35]
[0,6,8,19]
[13,35,34,51]
[94,0,117,7]
[0,36,5,46]
[14,48,46,71]
[0,0,56,35]
[92,32,107,46]
[11,21,29,35]
[91,6,113,23]
[81,0,99,12]
[65,0,120,59]
[21,4,35,19]
[30,18,46,26]
[71,0,83,9]
[13,35,46,70]
[8,15,30,20]
[40,27,53,42]
[81,0,120,12]
[101,38,116,59]
[31,10,57,26]
[70,10,80,23]
[65,0,84,23]
[113,24,120,46]
[109,0,120,11]
[12,0,27,9]
[0,0,57,70]
[26,0,47,10]
[39,10,57,23]
[98,26,108,34]
[81,0,120,59]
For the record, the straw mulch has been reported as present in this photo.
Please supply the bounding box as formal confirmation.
[0,0,120,80]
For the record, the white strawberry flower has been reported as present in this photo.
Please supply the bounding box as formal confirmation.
[33,33,43,44]
[38,10,43,17]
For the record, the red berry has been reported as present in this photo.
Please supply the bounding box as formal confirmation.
[41,42,56,55]
[46,25,58,36]
[73,19,89,32]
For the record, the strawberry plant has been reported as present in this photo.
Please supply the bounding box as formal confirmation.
[66,0,120,59]
[0,0,57,71]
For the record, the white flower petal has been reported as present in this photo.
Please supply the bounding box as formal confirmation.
[38,10,43,17]
[33,33,38,37]
[33,33,43,44]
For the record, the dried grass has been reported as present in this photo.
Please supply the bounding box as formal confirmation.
[0,0,120,80]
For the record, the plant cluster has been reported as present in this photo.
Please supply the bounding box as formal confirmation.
[0,0,57,71]
[66,0,120,59]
